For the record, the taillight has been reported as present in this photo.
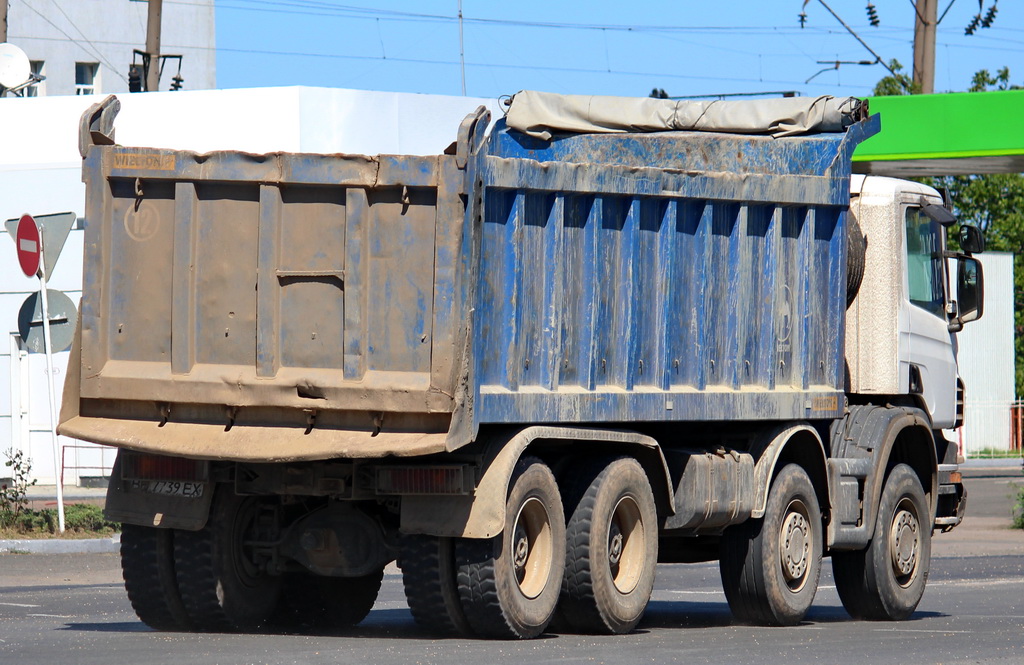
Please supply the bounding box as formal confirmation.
[376,466,472,495]
[121,452,207,482]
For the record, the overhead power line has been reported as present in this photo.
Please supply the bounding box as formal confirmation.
[21,0,128,83]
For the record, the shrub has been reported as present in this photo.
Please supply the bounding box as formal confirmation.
[1,448,37,529]
[8,503,119,536]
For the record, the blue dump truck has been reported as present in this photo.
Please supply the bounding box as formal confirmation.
[61,91,982,638]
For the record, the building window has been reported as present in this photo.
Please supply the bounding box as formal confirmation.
[26,61,45,97]
[75,62,98,95]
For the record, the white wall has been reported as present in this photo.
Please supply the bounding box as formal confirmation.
[0,86,501,485]
[953,252,1016,456]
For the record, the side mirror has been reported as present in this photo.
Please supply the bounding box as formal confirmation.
[950,256,983,331]
[959,224,985,254]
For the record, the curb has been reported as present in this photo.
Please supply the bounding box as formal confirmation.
[962,458,1023,470]
[0,533,121,555]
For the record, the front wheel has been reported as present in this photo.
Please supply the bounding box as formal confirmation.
[720,463,822,626]
[455,456,566,639]
[833,463,931,621]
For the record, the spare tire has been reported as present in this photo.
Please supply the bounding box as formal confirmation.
[847,213,866,308]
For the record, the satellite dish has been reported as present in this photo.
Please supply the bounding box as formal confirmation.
[0,43,31,89]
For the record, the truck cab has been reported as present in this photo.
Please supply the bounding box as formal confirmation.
[847,174,983,430]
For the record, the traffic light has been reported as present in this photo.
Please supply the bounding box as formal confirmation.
[128,65,143,93]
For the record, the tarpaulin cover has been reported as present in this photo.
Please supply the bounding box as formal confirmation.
[505,90,864,140]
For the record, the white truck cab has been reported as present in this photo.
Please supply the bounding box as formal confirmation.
[847,174,984,429]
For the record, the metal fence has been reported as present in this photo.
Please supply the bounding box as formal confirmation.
[960,399,1023,459]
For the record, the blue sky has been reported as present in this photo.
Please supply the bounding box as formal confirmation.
[214,1,1024,100]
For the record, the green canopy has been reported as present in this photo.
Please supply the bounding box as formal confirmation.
[852,89,1024,177]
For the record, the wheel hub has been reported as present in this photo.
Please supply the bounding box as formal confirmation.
[780,505,810,587]
[511,496,552,599]
[890,506,920,580]
[608,522,624,567]
[513,523,530,572]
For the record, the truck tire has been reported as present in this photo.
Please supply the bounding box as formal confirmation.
[833,464,931,621]
[455,456,566,639]
[846,213,866,307]
[120,524,192,630]
[274,569,383,631]
[400,535,473,636]
[173,490,281,631]
[719,463,822,626]
[557,457,658,634]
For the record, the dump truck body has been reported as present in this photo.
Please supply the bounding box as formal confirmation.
[63,100,872,459]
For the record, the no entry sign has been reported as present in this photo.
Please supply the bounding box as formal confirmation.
[16,213,40,277]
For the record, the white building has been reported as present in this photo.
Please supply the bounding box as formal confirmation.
[0,86,501,486]
[5,0,215,96]
[952,252,1017,457]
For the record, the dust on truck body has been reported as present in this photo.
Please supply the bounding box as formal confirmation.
[61,92,981,638]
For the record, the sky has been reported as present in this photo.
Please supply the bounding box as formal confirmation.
[213,0,1024,101]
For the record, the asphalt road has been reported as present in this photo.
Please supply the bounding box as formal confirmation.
[2,469,1022,665]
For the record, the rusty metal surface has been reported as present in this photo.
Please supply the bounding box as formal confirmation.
[65,97,879,462]
[60,414,449,462]
[470,116,879,428]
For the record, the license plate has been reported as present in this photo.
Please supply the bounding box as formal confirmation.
[128,479,205,498]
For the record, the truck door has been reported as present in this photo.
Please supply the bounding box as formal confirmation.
[903,204,957,428]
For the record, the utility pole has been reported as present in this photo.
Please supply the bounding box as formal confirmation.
[1,0,9,43]
[457,0,466,95]
[912,0,937,94]
[145,0,162,91]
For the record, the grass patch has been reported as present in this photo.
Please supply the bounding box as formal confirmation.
[969,448,1024,460]
[0,503,120,539]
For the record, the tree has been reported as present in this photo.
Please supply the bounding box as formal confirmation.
[872,60,920,96]
[876,67,1024,395]
[926,173,1024,397]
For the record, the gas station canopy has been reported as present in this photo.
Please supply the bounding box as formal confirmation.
[852,89,1024,177]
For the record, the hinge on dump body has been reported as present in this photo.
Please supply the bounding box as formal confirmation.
[455,106,491,169]
[79,95,120,157]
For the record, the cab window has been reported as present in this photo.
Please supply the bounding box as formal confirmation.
[905,207,946,317]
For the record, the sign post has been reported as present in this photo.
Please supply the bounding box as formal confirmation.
[13,214,65,533]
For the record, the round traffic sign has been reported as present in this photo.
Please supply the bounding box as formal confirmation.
[16,213,40,277]
[17,289,78,354]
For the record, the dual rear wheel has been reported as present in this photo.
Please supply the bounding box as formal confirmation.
[401,455,660,638]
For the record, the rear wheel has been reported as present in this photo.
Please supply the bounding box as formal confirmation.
[400,534,473,636]
[173,490,282,632]
[558,457,658,634]
[720,463,822,626]
[120,524,191,631]
[455,456,566,639]
[833,463,931,621]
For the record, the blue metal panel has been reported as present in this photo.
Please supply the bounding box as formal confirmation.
[472,117,878,426]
